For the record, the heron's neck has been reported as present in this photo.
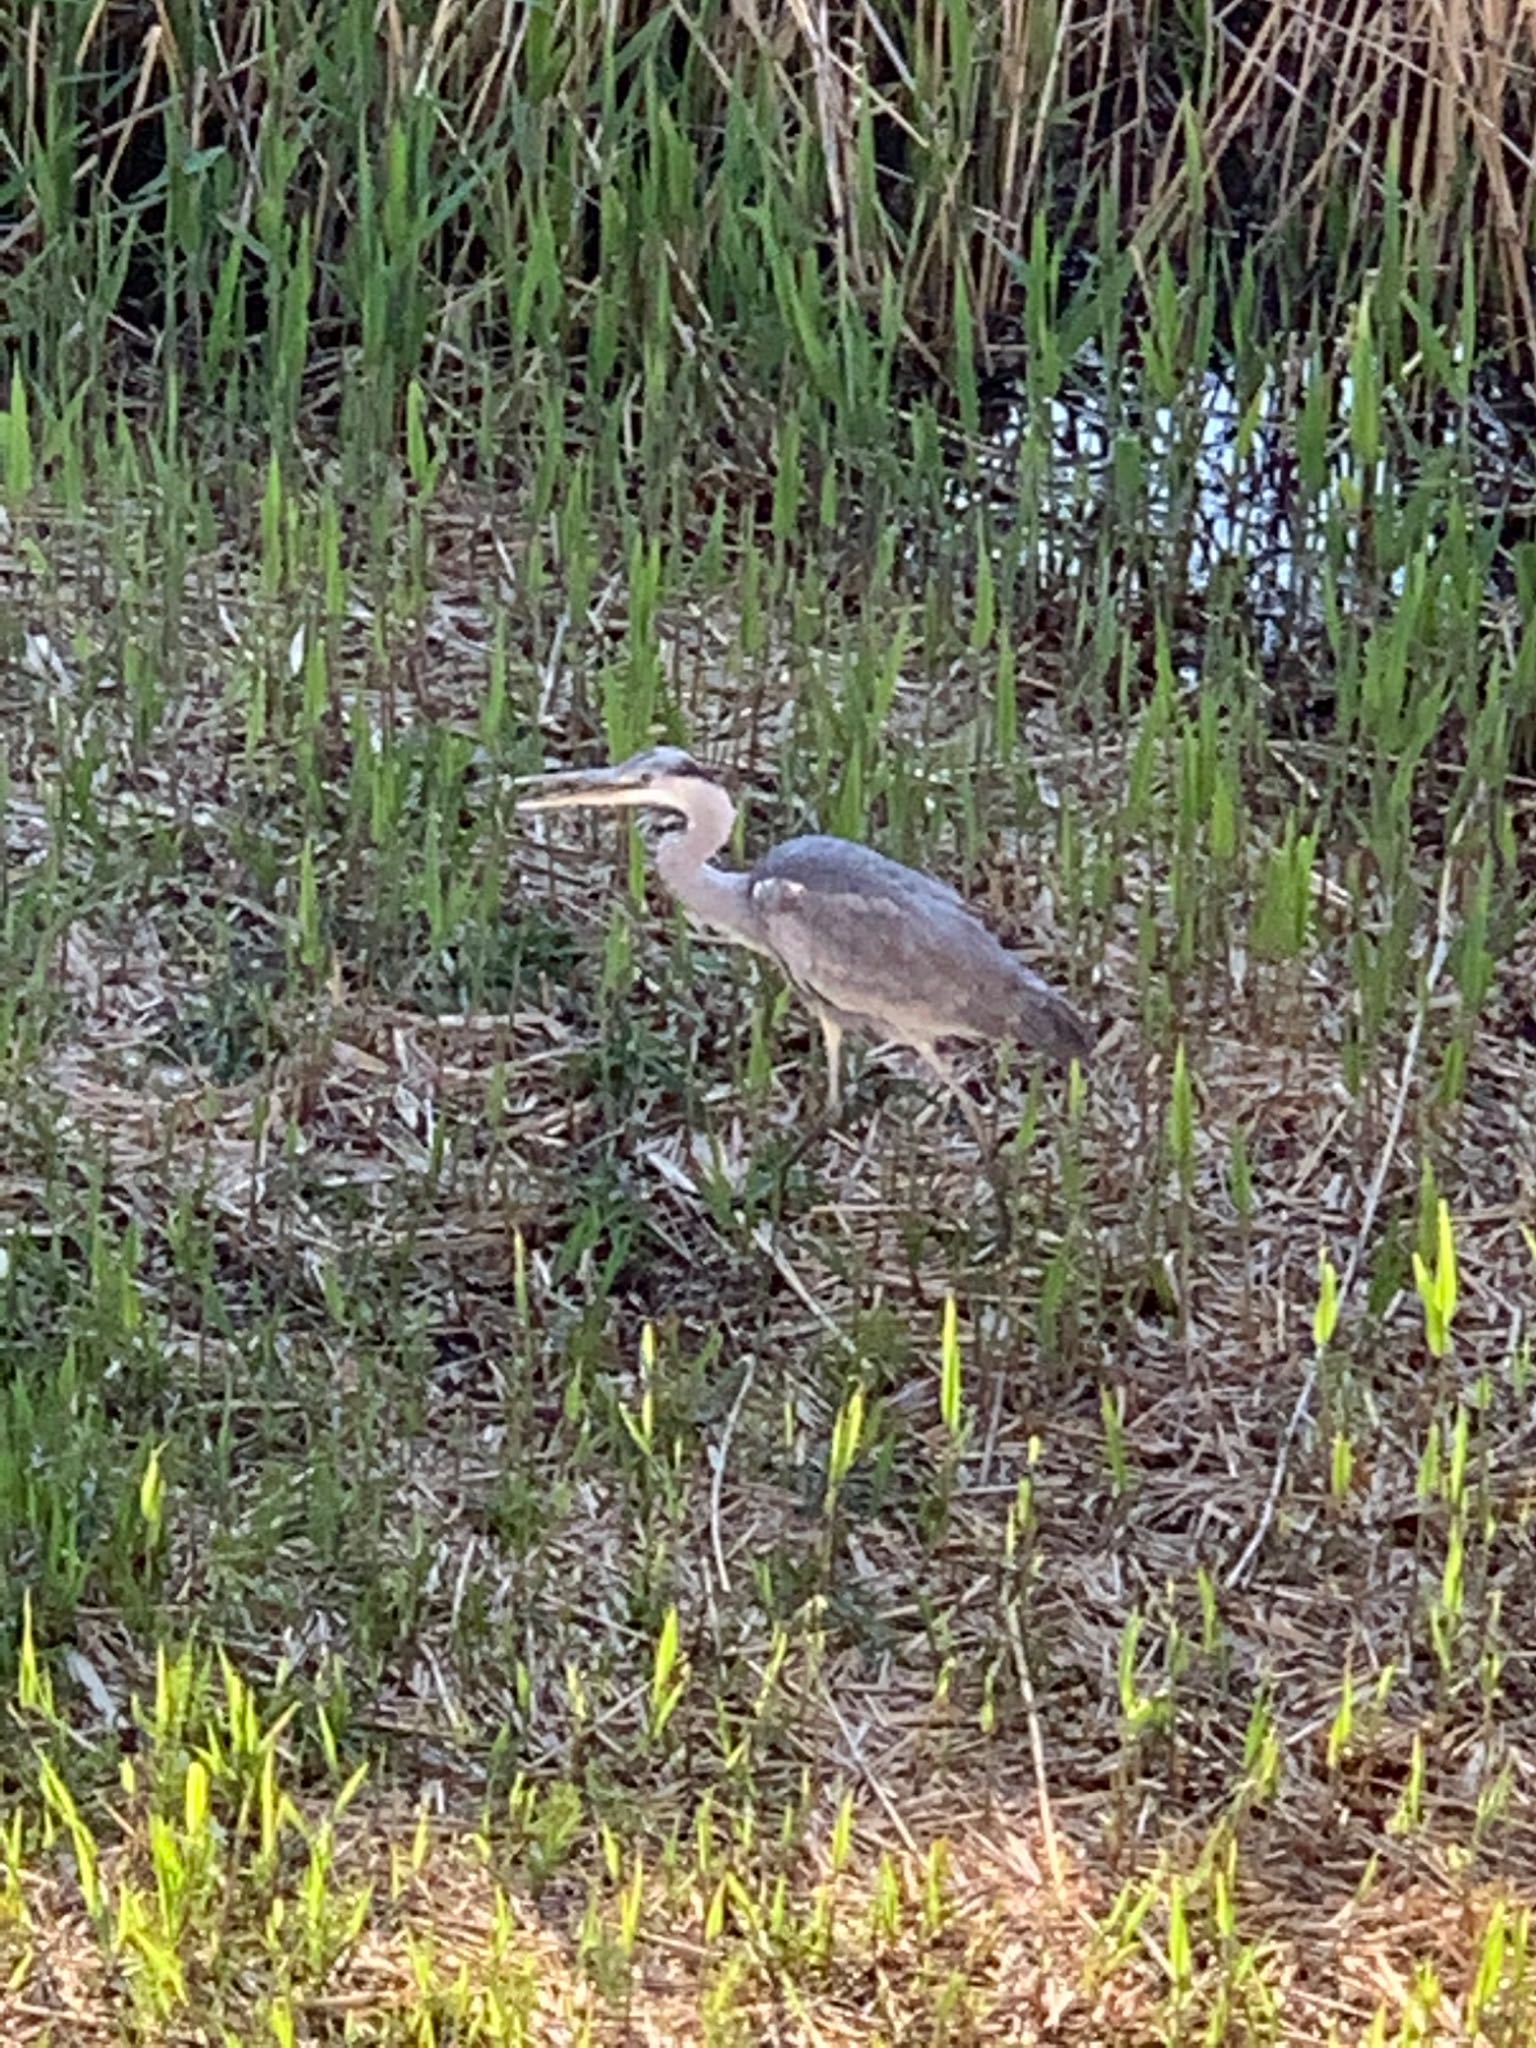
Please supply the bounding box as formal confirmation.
[654,781,745,934]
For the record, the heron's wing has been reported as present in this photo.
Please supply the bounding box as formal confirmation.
[747,834,1093,1063]
[747,847,1024,1045]
[756,835,968,915]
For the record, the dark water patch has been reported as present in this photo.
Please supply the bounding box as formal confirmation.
[927,346,1536,734]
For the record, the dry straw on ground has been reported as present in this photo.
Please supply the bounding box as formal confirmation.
[3,491,1535,2038]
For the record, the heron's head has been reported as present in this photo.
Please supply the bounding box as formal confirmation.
[515,745,725,819]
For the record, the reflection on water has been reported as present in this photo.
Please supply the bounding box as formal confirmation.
[953,356,1535,677]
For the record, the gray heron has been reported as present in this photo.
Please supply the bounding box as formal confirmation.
[515,746,1093,1146]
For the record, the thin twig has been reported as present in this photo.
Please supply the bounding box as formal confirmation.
[1227,844,1461,1589]
[708,1354,757,1597]
[752,1222,860,1355]
[977,1366,1008,1488]
[1004,1596,1065,1891]
[821,1687,920,1857]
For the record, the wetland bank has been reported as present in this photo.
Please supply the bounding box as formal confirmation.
[2,3,1536,2040]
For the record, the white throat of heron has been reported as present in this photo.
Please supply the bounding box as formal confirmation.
[650,774,752,941]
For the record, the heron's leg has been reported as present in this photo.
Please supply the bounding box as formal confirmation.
[759,1015,856,1219]
[916,1047,993,1155]
[916,1046,1012,1251]
[819,1016,844,1115]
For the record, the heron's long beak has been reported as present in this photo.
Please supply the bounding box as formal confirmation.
[514,764,650,813]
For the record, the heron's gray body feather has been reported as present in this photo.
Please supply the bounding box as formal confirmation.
[748,834,1091,1063]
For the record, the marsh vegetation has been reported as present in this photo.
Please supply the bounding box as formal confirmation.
[2,1,1536,2038]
